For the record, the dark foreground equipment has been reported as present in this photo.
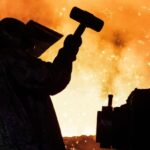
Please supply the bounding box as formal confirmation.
[96,88,150,150]
[70,7,104,37]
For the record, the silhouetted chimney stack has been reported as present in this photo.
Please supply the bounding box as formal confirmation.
[96,94,113,147]
[108,94,113,107]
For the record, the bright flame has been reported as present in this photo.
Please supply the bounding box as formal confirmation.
[0,0,150,136]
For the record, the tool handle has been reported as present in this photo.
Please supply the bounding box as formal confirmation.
[74,24,86,37]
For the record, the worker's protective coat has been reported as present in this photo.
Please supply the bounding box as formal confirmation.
[0,45,75,150]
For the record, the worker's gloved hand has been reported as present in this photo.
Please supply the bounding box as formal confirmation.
[64,34,82,49]
[63,34,82,61]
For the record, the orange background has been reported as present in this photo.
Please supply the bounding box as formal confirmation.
[0,0,150,136]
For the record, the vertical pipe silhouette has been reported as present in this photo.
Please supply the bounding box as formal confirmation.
[108,94,113,107]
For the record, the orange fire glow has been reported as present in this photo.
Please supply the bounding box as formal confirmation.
[0,0,150,136]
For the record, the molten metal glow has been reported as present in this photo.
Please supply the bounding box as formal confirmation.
[0,0,150,136]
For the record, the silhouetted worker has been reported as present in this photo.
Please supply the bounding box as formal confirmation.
[0,18,82,150]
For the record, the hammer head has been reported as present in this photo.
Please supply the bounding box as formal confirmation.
[70,7,104,32]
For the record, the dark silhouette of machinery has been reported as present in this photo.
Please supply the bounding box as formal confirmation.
[96,88,150,150]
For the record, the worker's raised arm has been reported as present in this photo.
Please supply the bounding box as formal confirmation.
[4,35,82,95]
